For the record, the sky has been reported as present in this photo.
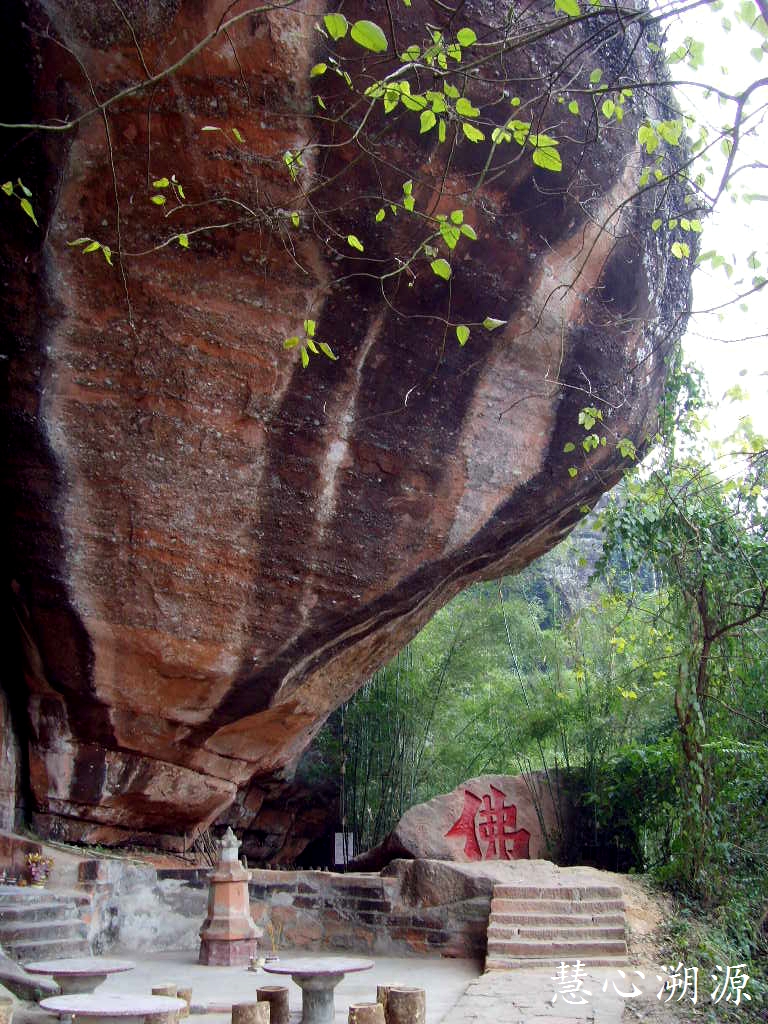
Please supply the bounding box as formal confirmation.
[664,1,768,441]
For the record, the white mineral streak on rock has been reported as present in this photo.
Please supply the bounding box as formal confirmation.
[270,310,386,691]
[446,161,640,552]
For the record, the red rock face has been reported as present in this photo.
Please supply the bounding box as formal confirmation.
[1,0,690,856]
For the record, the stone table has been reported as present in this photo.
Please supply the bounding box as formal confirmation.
[263,957,374,1024]
[40,993,186,1024]
[25,959,136,995]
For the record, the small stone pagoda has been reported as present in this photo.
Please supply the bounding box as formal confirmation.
[199,827,262,965]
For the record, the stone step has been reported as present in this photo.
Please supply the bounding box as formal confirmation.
[0,918,89,944]
[487,923,626,941]
[0,900,82,923]
[2,935,91,962]
[493,884,624,900]
[486,955,629,971]
[486,938,628,958]
[491,897,625,915]
[491,911,625,927]
[0,888,90,907]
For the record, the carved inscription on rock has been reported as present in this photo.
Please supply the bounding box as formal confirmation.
[445,785,531,861]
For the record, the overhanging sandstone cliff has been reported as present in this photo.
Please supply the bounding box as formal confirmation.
[0,0,691,858]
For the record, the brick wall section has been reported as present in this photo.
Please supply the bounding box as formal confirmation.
[246,869,489,959]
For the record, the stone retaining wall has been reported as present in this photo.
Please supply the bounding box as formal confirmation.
[78,860,490,959]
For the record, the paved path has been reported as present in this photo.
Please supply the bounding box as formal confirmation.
[442,964,670,1024]
[4,952,672,1024]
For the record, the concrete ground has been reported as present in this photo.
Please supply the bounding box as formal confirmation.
[5,952,673,1024]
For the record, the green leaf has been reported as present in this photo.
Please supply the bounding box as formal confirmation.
[177,184,186,200]
[66,237,91,247]
[602,99,615,118]
[304,319,316,337]
[19,198,38,226]
[300,347,309,368]
[420,109,437,133]
[151,195,167,205]
[555,0,580,15]
[456,28,477,46]
[438,118,446,143]
[319,342,338,360]
[82,241,100,254]
[531,145,562,172]
[152,177,170,188]
[450,209,464,225]
[637,123,658,154]
[456,97,480,118]
[310,62,328,77]
[456,324,470,346]
[283,336,300,349]
[401,44,420,61]
[617,438,636,459]
[383,86,400,114]
[178,233,189,248]
[430,258,451,279]
[17,180,31,197]
[563,442,576,453]
[462,122,485,143]
[568,100,579,114]
[347,234,364,252]
[658,119,683,146]
[306,338,319,355]
[324,12,349,40]
[402,179,413,196]
[427,91,447,113]
[440,223,461,250]
[482,317,506,330]
[443,82,460,99]
[101,245,113,265]
[461,224,477,240]
[350,20,388,52]
[399,84,424,111]
[568,466,578,478]
[291,212,300,228]
[231,127,245,143]
[589,68,603,84]
[651,218,663,231]
[671,241,690,259]
[2,181,13,196]
[375,207,385,222]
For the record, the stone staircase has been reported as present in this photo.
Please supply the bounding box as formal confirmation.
[0,887,91,962]
[485,882,628,970]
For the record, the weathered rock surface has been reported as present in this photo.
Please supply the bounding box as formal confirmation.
[351,773,566,871]
[1,0,691,857]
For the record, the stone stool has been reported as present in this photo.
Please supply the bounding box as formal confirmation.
[256,986,289,1024]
